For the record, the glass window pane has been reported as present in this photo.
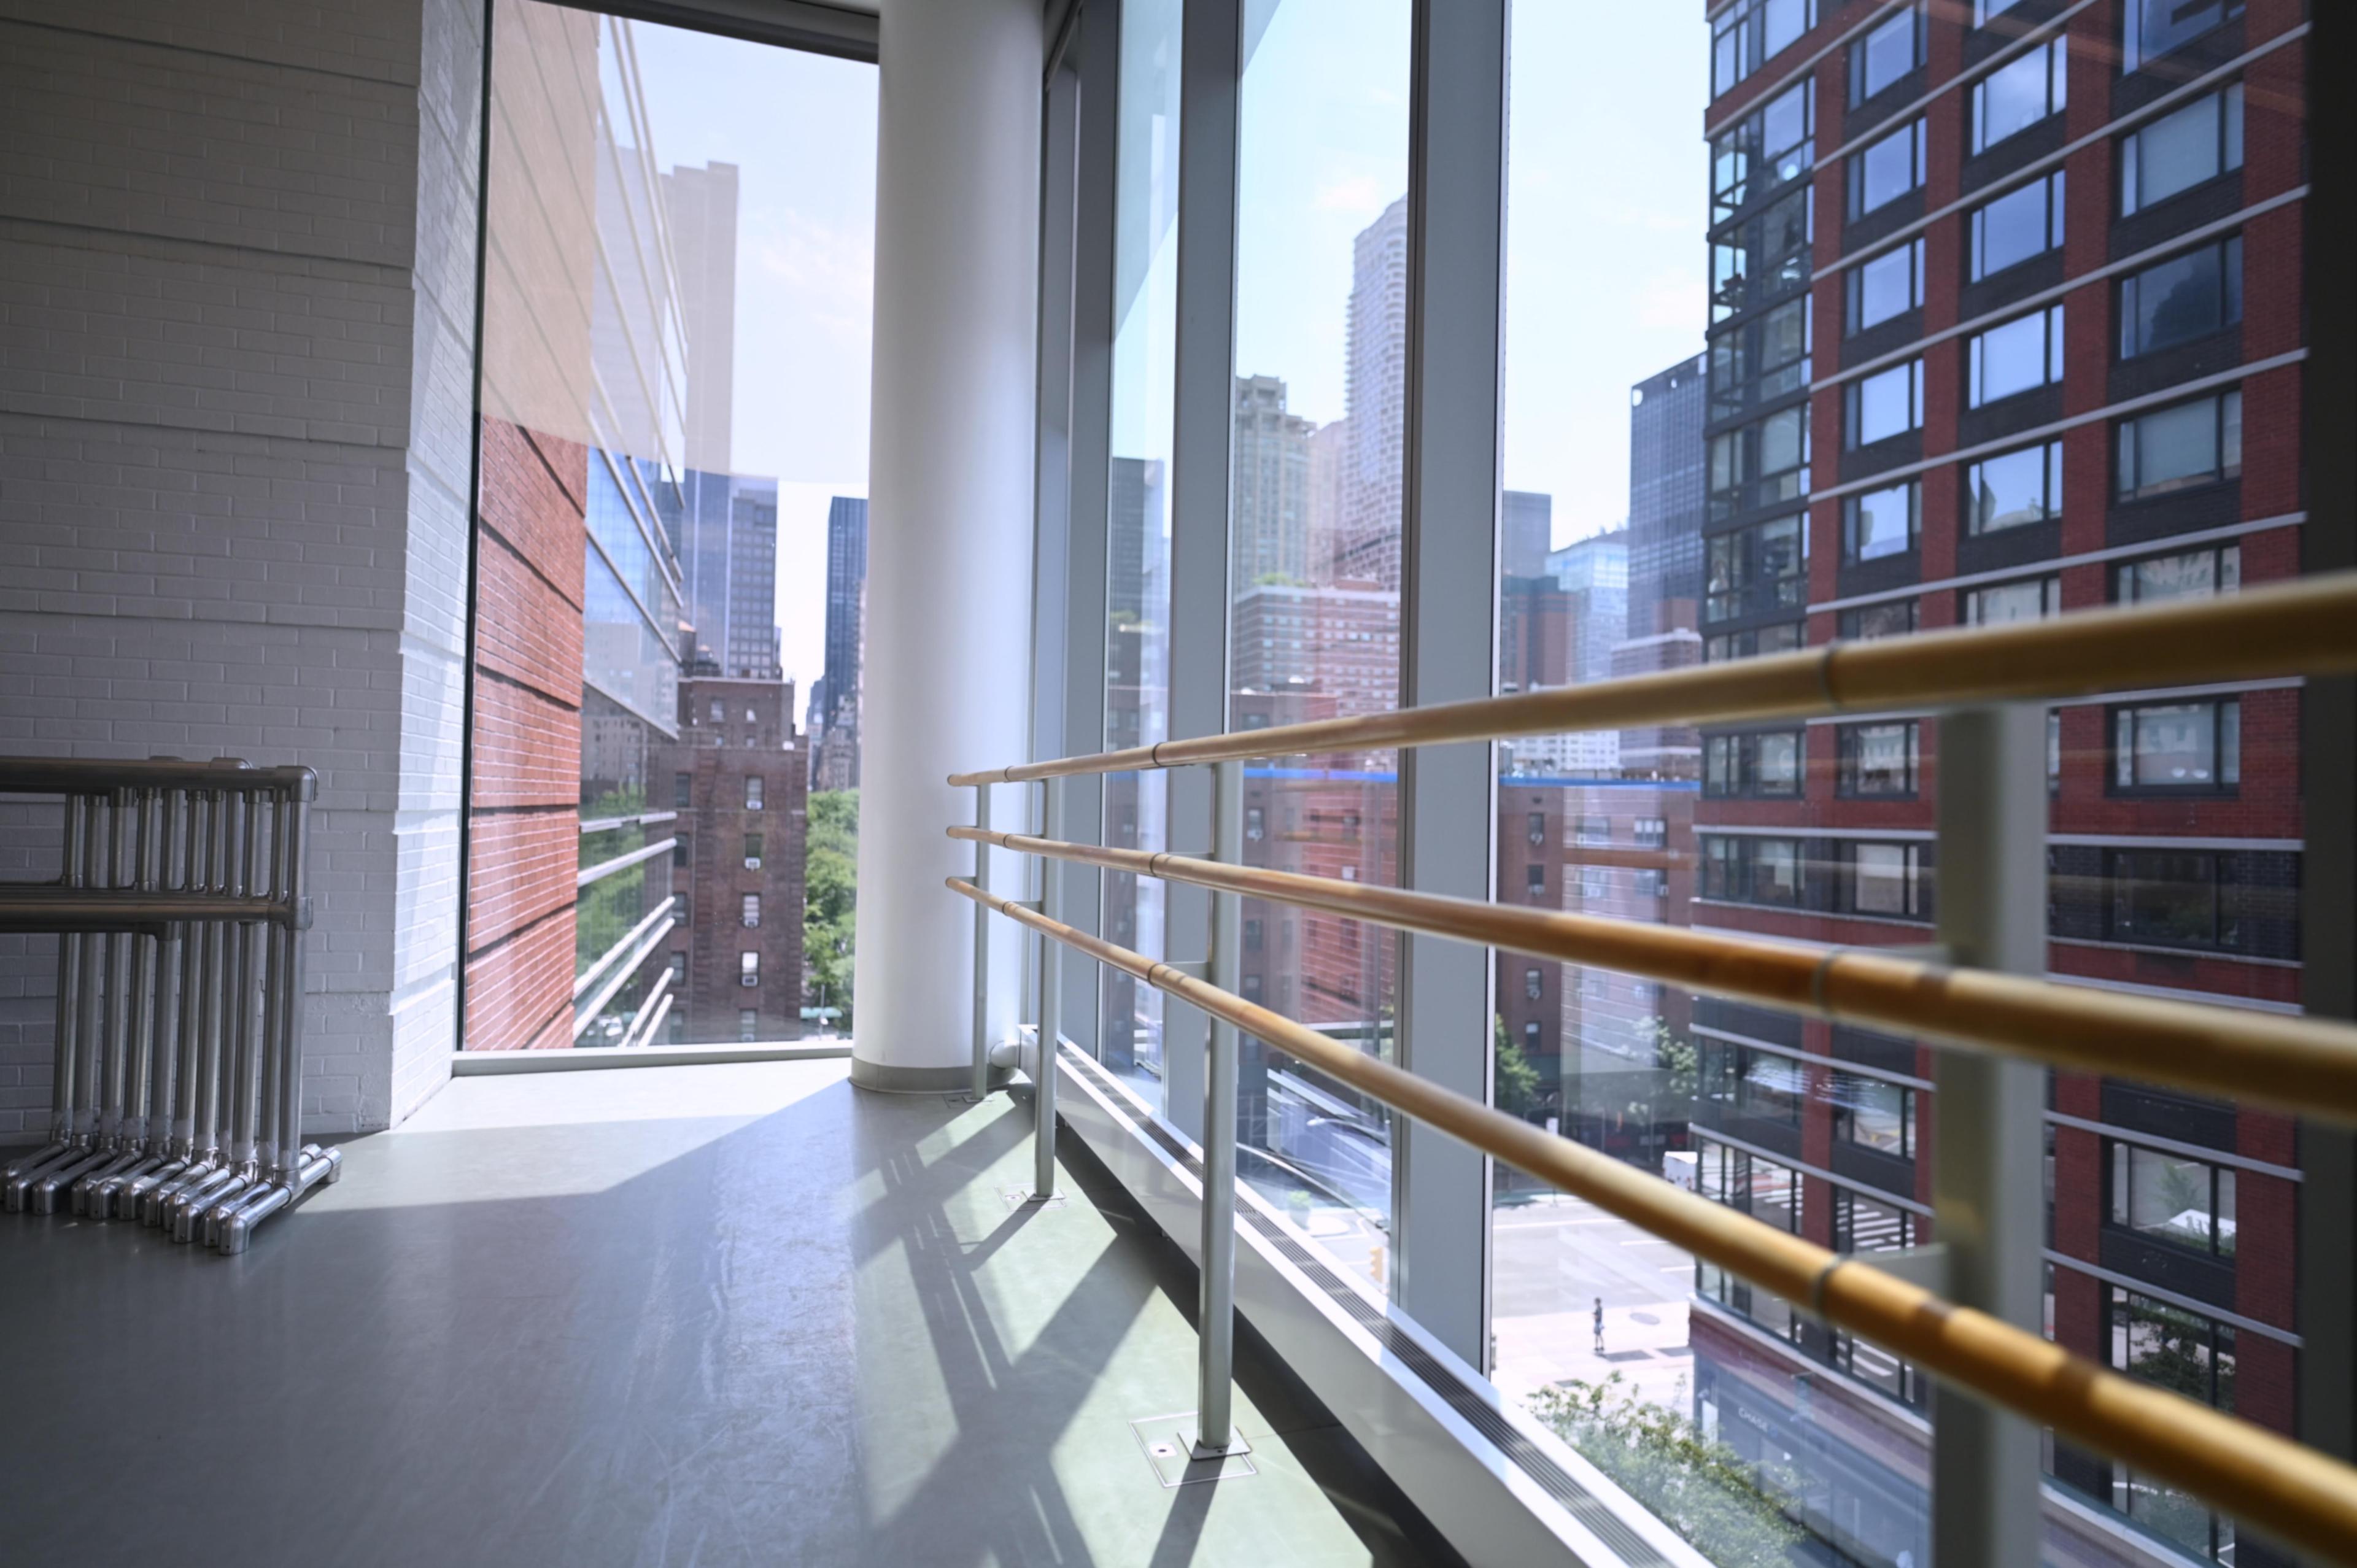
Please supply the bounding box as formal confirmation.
[1972,172,2061,279]
[1973,41,2062,153]
[1855,10,1916,101]
[471,5,869,1048]
[1968,441,2059,533]
[1099,0,1186,1102]
[1854,120,1922,215]
[1231,0,1411,1290]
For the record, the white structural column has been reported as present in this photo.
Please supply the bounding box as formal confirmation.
[853,0,1042,1091]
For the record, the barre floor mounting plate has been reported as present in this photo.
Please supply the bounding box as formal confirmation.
[1128,1413,1254,1488]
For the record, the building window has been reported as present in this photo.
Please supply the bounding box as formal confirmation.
[1702,835,1805,906]
[1244,917,1263,952]
[1709,296,1813,418]
[1525,967,1543,1002]
[669,951,686,983]
[1845,360,1924,448]
[1838,720,1920,797]
[743,833,763,870]
[1706,619,1806,664]
[2116,390,2242,500]
[1705,730,1805,798]
[1842,481,1919,563]
[1965,439,2064,534]
[1968,304,2065,407]
[1833,1075,1916,1159]
[2107,1287,2237,1410]
[741,894,761,927]
[1711,78,1814,223]
[1972,37,2066,154]
[2116,544,2240,603]
[1847,841,1927,919]
[673,771,693,809]
[1704,514,1807,624]
[1574,817,1612,846]
[1964,574,2061,625]
[1579,867,1609,901]
[1713,0,1815,95]
[2108,849,2241,950]
[1848,118,1927,218]
[2112,700,2240,793]
[1969,171,2066,282]
[709,700,724,724]
[739,951,760,987]
[673,836,690,868]
[1241,974,1264,1000]
[2121,85,2243,216]
[1634,817,1668,849]
[1847,238,1924,335]
[1838,598,1918,641]
[745,774,764,811]
[1735,1050,1803,1127]
[1711,189,1811,325]
[738,1008,758,1043]
[1973,0,2028,23]
[1848,4,1922,105]
[1526,863,1546,902]
[1245,806,1264,842]
[2123,0,2243,73]
[1708,404,1808,514]
[2108,1141,2236,1257]
[1527,810,1546,846]
[2119,238,2242,360]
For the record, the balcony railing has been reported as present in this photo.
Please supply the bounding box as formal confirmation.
[945,571,2357,1561]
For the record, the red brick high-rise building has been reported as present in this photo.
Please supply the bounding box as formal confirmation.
[1685,2,2307,1562]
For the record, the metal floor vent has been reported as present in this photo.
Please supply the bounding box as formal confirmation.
[1060,1045,1674,1568]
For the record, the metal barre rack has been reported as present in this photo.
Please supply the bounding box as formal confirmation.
[0,757,341,1254]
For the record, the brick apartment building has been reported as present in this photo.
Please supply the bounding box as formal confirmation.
[1686,1,2306,1562]
[657,676,807,1044]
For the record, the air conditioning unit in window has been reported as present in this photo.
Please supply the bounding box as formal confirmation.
[740,973,758,987]
[745,856,761,871]
[743,915,759,928]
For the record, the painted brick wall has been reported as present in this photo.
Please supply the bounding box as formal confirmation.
[0,0,482,1135]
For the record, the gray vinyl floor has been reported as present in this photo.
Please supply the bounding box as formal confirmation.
[0,1062,1453,1568]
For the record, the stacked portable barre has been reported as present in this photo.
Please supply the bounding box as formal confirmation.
[0,757,340,1254]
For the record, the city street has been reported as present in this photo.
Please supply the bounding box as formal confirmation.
[1490,1189,1697,1415]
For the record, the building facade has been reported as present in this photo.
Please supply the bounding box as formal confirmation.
[656,676,807,1044]
[1231,374,1315,588]
[1688,2,2305,1562]
[811,494,869,789]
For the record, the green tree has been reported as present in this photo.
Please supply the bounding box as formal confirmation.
[1530,1375,1806,1567]
[1494,1013,1542,1118]
[804,789,858,1032]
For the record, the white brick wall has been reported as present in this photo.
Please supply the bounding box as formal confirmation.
[0,1,481,1137]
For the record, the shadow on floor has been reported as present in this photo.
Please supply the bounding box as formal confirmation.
[0,1064,1463,1568]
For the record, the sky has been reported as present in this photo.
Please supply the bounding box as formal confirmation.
[1232,0,1711,547]
[616,0,1711,720]
[628,25,875,719]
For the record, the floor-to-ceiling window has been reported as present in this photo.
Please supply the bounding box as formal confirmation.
[1097,0,1184,1103]
[1225,0,1412,1291]
[464,2,874,1050]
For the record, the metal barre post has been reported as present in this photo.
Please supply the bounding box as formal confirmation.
[971,782,991,1102]
[1196,757,1244,1456]
[1929,704,2048,1567]
[1032,776,1061,1200]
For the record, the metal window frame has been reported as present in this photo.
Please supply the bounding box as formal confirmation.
[1393,0,1506,1367]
